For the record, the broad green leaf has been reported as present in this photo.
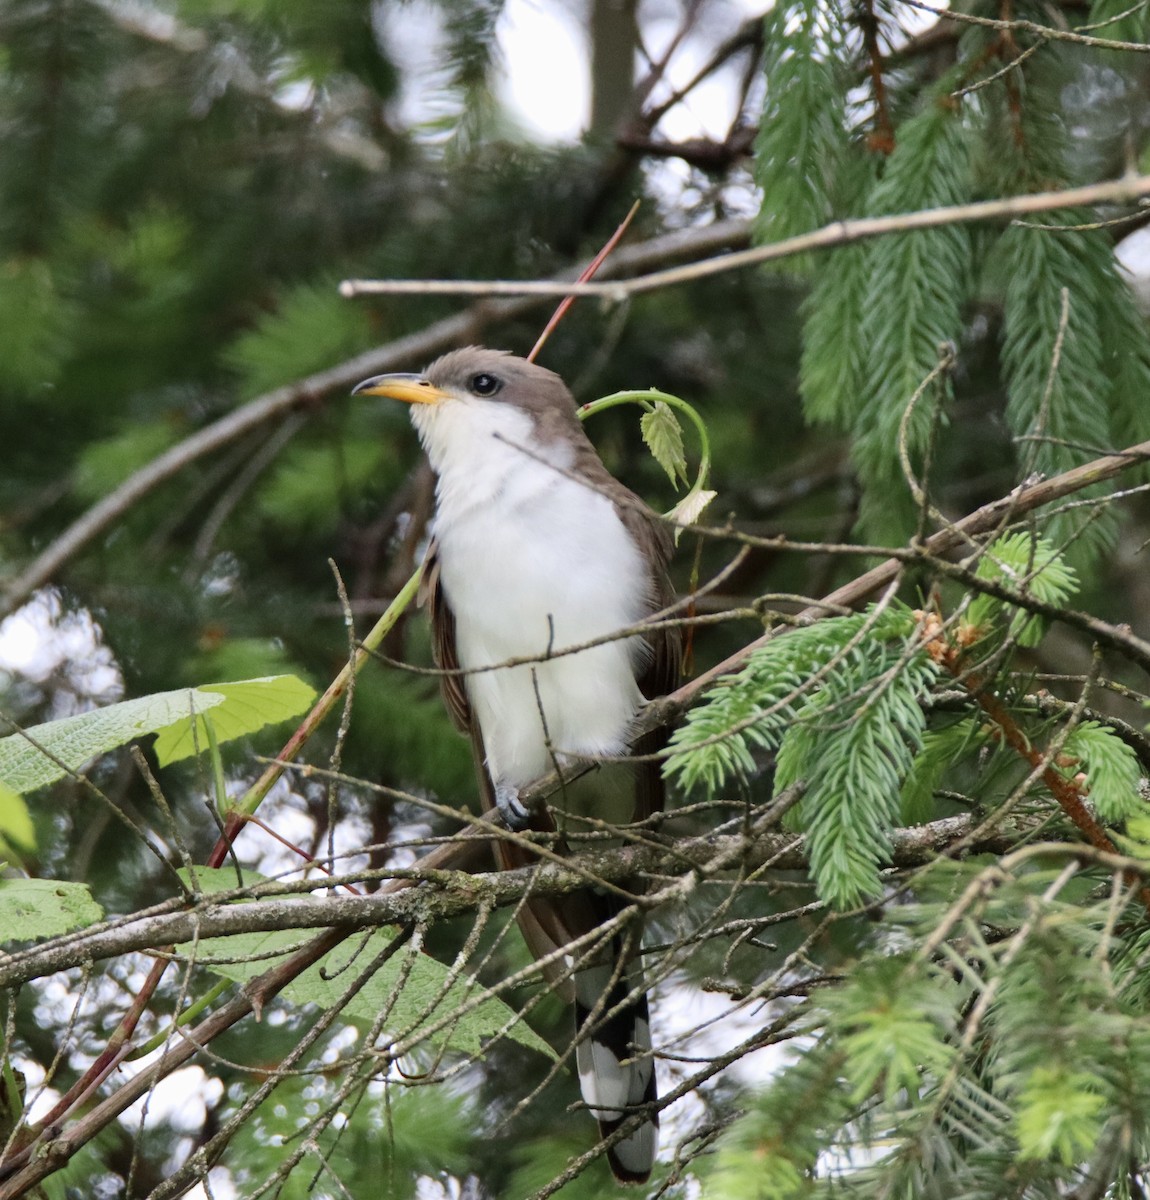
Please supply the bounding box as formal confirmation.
[153,676,316,766]
[0,878,103,942]
[182,927,555,1061]
[0,783,35,853]
[640,401,688,489]
[174,865,269,895]
[0,675,315,794]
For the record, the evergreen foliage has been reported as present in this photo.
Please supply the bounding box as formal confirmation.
[757,0,1150,551]
[666,603,940,905]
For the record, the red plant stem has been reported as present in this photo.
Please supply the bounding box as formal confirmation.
[937,644,1150,912]
[862,0,895,154]
[527,199,641,363]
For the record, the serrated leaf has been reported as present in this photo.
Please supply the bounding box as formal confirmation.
[668,487,717,530]
[640,402,689,489]
[0,675,315,794]
[181,927,556,1061]
[0,878,103,942]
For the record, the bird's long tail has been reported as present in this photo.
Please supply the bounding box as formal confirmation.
[573,940,658,1183]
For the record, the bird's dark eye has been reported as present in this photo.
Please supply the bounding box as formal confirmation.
[469,372,502,397]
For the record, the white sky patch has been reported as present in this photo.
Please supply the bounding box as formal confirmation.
[416,1175,465,1200]
[119,1064,225,1132]
[378,0,461,138]
[0,591,123,712]
[496,1,590,141]
[652,977,795,1158]
[232,776,374,882]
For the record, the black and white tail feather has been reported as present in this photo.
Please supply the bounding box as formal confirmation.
[574,949,658,1183]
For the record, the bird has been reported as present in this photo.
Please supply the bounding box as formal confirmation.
[353,347,679,1183]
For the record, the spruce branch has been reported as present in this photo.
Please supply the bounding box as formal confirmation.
[642,434,1150,742]
[900,0,1150,51]
[920,620,1150,913]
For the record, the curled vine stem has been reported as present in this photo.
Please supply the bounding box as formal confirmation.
[579,388,715,532]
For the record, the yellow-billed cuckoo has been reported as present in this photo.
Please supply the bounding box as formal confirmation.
[353,347,679,1182]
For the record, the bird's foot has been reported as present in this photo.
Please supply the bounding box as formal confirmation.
[495,785,532,830]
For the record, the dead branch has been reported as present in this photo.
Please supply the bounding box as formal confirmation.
[0,812,1036,990]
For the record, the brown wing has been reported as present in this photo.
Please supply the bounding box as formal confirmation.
[615,497,682,824]
[619,502,681,701]
[421,538,471,733]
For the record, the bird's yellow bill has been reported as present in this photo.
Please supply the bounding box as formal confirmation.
[351,374,450,405]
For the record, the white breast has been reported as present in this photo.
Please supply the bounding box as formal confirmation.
[413,398,651,789]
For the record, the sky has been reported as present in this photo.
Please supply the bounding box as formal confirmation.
[386,0,764,143]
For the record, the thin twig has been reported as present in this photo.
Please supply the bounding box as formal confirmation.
[340,173,1150,301]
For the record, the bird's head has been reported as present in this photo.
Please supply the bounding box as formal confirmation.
[352,347,572,413]
[353,347,583,473]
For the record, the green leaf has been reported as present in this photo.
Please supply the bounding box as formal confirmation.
[667,485,717,533]
[640,401,688,489]
[153,676,316,766]
[0,675,315,793]
[181,927,556,1061]
[0,878,103,942]
[174,864,268,895]
[0,782,35,854]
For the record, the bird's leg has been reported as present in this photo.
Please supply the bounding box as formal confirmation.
[494,784,533,830]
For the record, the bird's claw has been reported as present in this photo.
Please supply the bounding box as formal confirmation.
[495,785,532,830]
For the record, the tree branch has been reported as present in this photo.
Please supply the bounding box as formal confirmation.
[340,173,1150,300]
[0,813,1036,990]
[631,439,1150,745]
